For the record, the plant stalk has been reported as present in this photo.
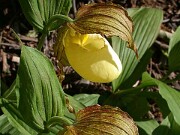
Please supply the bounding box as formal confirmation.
[37,31,47,51]
[37,15,73,51]
[46,116,73,129]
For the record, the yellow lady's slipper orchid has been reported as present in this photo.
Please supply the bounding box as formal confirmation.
[63,27,122,83]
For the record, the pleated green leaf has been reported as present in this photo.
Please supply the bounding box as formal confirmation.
[158,82,180,126]
[168,26,180,71]
[136,120,159,135]
[0,77,37,135]
[73,94,100,107]
[142,72,180,126]
[2,77,19,101]
[17,46,66,131]
[118,48,153,89]
[18,0,72,31]
[112,8,163,91]
[153,113,180,135]
[0,114,21,135]
[0,98,37,135]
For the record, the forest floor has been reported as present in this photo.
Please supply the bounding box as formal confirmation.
[0,0,180,100]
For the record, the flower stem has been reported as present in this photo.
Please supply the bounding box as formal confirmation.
[37,30,47,51]
[115,81,156,96]
[46,116,73,129]
[37,15,73,51]
[47,14,74,25]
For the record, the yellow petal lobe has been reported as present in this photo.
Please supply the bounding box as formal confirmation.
[63,27,122,83]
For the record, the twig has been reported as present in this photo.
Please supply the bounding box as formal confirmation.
[0,43,20,48]
[155,40,169,49]
[2,37,17,44]
[149,58,153,75]
[162,19,170,23]
[158,29,173,40]
[0,31,2,43]
[72,0,77,15]
[19,35,38,42]
[1,50,9,73]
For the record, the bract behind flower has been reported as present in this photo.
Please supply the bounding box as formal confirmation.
[63,27,122,83]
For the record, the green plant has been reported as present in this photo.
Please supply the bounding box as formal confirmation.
[0,0,180,135]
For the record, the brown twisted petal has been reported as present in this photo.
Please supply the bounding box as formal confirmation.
[63,105,139,135]
[68,3,138,58]
[53,26,70,66]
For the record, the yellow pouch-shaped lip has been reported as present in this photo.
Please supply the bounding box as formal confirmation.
[63,28,122,83]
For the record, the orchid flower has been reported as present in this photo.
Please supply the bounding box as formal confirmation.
[63,26,122,83]
[54,3,136,83]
